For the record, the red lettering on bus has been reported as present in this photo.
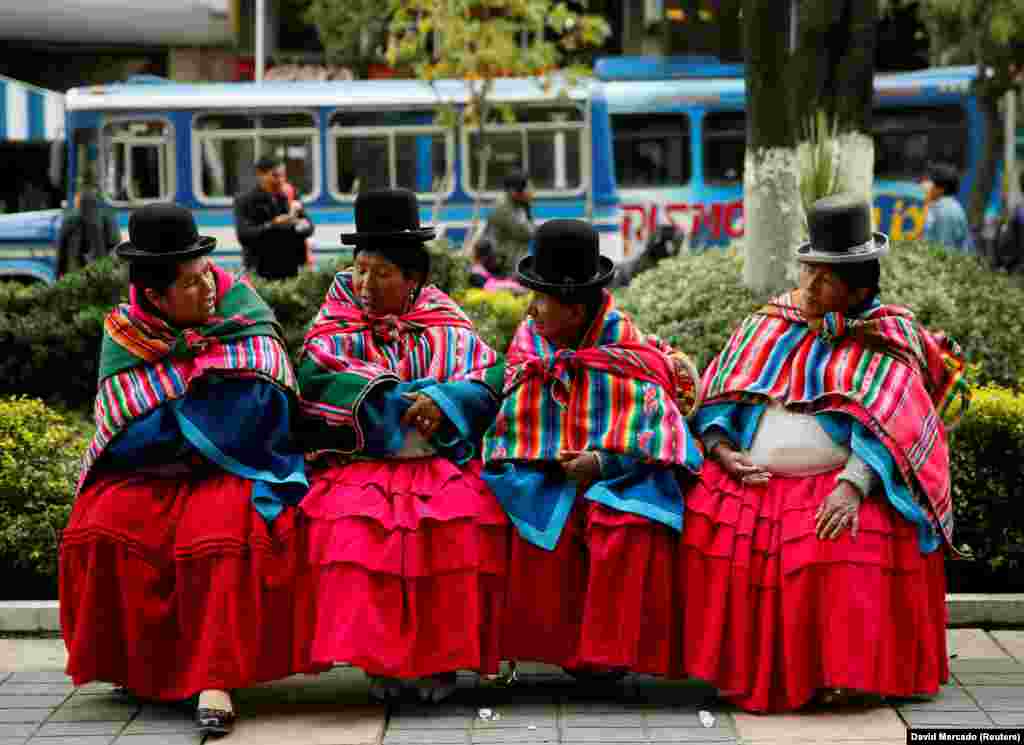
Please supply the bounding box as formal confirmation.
[724,200,745,238]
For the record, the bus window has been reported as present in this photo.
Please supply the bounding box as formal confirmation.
[704,111,745,186]
[329,110,452,198]
[465,105,585,195]
[194,112,318,203]
[872,105,967,181]
[101,119,174,205]
[611,113,691,188]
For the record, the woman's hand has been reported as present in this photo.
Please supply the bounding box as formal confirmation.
[558,450,602,491]
[814,481,863,540]
[712,442,771,486]
[401,393,446,440]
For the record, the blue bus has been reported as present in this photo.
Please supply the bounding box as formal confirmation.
[0,58,1008,284]
[0,75,620,284]
[597,57,995,255]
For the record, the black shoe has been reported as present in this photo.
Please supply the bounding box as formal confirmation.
[195,707,235,737]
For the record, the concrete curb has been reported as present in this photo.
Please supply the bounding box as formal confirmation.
[0,601,60,633]
[946,594,1024,627]
[4,595,1024,633]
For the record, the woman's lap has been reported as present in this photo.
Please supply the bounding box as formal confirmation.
[301,457,508,676]
[60,469,316,700]
[502,500,683,676]
[678,459,948,712]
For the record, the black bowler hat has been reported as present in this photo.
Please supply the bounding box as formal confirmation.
[341,189,435,246]
[516,219,615,299]
[796,194,889,264]
[116,203,216,263]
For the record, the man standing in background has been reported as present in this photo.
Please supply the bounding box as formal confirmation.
[921,162,974,255]
[483,169,535,276]
[234,156,315,279]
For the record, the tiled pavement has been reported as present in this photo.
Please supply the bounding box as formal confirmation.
[4,630,1024,744]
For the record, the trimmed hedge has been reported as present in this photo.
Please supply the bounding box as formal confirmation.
[947,386,1024,591]
[616,240,1024,390]
[0,397,90,598]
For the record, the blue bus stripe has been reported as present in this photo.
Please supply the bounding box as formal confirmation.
[28,91,45,141]
[0,80,7,140]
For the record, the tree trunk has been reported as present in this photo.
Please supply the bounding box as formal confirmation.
[715,0,743,62]
[789,0,876,134]
[970,91,1003,242]
[742,0,802,295]
[790,0,877,205]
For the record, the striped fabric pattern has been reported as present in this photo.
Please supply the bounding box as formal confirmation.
[79,269,297,491]
[482,292,702,472]
[0,75,63,142]
[304,273,496,382]
[298,273,499,445]
[700,290,969,545]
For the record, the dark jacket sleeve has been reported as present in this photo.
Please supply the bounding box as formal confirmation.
[234,192,270,246]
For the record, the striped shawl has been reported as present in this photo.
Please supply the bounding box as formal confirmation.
[298,273,499,454]
[701,289,970,545]
[81,266,297,491]
[482,292,703,471]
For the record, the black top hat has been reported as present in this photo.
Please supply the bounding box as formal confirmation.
[116,203,217,263]
[516,219,615,299]
[341,189,436,245]
[795,194,889,264]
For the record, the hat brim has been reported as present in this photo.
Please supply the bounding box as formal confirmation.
[341,228,436,245]
[795,232,889,264]
[116,235,217,263]
[516,254,616,297]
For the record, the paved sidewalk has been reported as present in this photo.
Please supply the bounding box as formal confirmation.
[3,629,1024,744]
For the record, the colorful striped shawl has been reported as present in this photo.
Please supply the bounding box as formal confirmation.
[81,266,297,491]
[482,292,702,471]
[701,290,970,545]
[100,265,281,379]
[298,273,499,453]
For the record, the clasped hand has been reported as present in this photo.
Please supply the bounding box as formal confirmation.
[712,443,771,486]
[558,449,602,490]
[400,393,446,440]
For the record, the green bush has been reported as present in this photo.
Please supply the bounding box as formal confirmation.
[616,240,1024,390]
[456,288,530,354]
[0,397,90,589]
[0,256,129,316]
[947,385,1024,590]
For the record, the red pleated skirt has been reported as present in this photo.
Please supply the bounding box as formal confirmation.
[301,457,508,678]
[501,500,683,676]
[677,460,949,712]
[60,469,321,702]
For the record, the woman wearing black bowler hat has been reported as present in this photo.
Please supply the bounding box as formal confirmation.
[477,219,704,680]
[296,189,508,703]
[59,204,317,736]
[677,194,970,711]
